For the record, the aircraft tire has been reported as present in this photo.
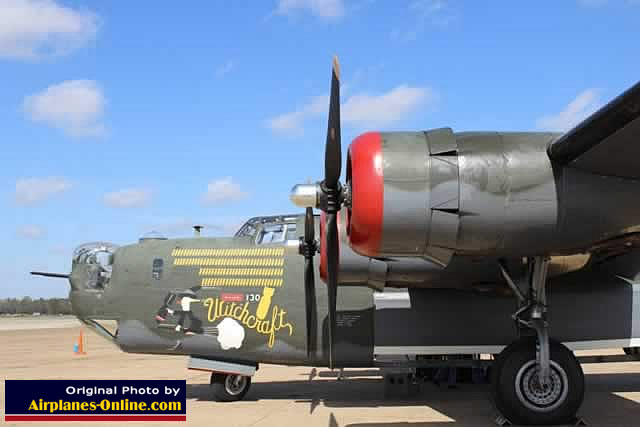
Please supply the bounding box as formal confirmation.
[210,373,251,402]
[491,337,584,426]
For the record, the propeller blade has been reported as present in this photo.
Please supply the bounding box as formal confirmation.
[304,256,317,359]
[325,211,339,369]
[303,207,318,360]
[305,206,315,242]
[322,57,342,370]
[325,56,342,188]
[30,271,70,279]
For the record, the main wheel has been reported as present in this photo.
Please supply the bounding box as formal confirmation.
[491,337,584,425]
[210,373,251,402]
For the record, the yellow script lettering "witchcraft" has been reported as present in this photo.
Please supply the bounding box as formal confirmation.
[204,298,293,348]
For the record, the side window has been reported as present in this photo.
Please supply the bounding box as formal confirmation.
[152,258,163,280]
[257,224,285,244]
[285,223,297,240]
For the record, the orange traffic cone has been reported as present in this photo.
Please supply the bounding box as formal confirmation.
[73,328,87,356]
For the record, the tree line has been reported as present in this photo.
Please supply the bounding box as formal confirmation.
[0,297,72,315]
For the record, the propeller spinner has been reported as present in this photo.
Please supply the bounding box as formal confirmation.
[292,56,345,368]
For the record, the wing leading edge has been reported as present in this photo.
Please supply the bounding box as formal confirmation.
[547,80,640,178]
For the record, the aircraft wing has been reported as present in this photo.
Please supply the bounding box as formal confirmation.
[547,80,640,178]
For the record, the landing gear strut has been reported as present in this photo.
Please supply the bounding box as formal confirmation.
[500,256,552,384]
[495,256,585,425]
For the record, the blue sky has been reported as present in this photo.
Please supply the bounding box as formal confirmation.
[2,0,640,297]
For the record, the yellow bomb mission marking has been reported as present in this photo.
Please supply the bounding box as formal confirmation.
[172,248,285,257]
[199,268,284,276]
[174,258,284,267]
[201,278,283,287]
[204,296,293,348]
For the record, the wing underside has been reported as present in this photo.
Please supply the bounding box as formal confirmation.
[547,80,640,179]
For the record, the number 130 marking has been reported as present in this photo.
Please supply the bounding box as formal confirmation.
[246,293,261,302]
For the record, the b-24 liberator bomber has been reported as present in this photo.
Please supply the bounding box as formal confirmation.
[33,57,640,426]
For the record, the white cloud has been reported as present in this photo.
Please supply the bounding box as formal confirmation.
[16,225,47,239]
[275,0,345,19]
[216,60,234,77]
[202,177,248,205]
[0,0,99,60]
[535,89,601,132]
[267,85,434,134]
[103,188,153,208]
[342,85,435,126]
[267,95,328,135]
[23,80,106,137]
[15,176,71,206]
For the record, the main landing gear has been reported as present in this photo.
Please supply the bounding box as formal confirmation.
[496,256,585,425]
[210,373,252,402]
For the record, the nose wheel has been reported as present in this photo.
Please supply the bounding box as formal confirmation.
[210,373,252,402]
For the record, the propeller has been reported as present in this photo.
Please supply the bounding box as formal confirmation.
[300,207,318,359]
[294,56,344,369]
[321,56,343,369]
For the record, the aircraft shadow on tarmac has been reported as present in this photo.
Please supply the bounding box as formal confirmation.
[186,371,640,426]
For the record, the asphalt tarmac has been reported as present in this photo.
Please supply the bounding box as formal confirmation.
[1,317,639,426]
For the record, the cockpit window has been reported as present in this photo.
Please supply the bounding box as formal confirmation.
[73,242,118,290]
[285,223,297,240]
[235,222,257,238]
[257,224,285,244]
[152,258,163,280]
[235,214,302,239]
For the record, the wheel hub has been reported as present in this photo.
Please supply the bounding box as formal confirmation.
[515,360,569,412]
[224,375,247,396]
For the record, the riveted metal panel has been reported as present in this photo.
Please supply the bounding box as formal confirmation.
[424,128,460,265]
[428,210,460,249]
[456,132,507,251]
[425,128,456,155]
[430,156,459,210]
[380,132,431,256]
[423,246,454,267]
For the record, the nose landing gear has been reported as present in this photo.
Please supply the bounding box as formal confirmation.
[210,373,252,402]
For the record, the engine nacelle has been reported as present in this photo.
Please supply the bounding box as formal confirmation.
[346,129,559,265]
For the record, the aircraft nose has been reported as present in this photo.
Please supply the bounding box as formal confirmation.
[69,288,105,319]
[69,290,89,319]
[68,273,80,291]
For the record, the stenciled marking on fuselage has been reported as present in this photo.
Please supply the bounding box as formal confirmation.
[203,296,293,348]
[171,247,285,257]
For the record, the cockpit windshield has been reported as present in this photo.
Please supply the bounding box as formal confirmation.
[72,242,118,290]
[235,220,259,238]
[234,214,301,241]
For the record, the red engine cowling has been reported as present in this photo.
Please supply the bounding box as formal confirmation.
[345,132,384,259]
